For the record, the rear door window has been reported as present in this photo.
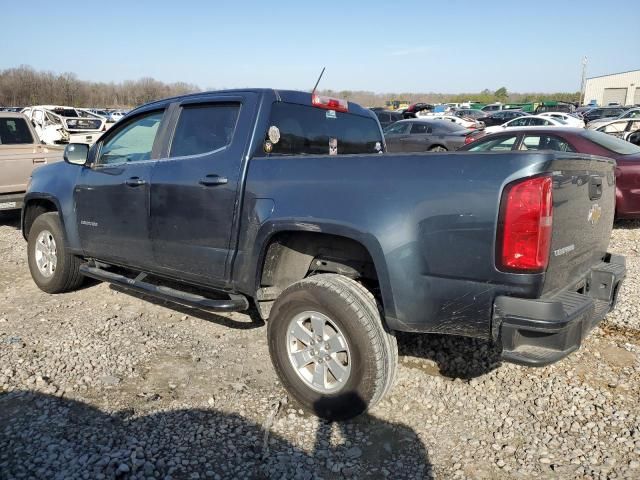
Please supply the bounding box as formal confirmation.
[508,118,529,127]
[0,117,33,144]
[410,123,431,134]
[468,135,517,151]
[264,102,383,155]
[600,121,627,136]
[520,135,575,152]
[170,103,240,157]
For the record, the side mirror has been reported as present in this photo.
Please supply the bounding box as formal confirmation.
[64,143,89,166]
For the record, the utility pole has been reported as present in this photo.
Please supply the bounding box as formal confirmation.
[579,56,588,106]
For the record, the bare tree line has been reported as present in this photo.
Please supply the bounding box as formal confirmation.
[0,65,580,109]
[0,65,200,108]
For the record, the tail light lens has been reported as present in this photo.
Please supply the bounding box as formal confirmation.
[311,94,348,112]
[464,135,476,145]
[498,176,553,272]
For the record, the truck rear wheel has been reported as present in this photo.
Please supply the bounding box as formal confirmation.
[27,212,84,294]
[267,274,397,420]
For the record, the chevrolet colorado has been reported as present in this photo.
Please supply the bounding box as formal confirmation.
[21,89,625,419]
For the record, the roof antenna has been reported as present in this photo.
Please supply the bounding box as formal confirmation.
[311,67,326,96]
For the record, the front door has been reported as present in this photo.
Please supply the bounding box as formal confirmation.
[74,109,165,268]
[150,95,253,285]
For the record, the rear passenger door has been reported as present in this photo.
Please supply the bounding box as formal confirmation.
[402,123,432,152]
[150,94,255,285]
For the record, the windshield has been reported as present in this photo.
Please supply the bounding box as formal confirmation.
[582,130,640,155]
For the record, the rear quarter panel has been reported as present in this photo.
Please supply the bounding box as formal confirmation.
[234,151,575,338]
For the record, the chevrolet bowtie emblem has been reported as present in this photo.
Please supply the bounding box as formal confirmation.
[588,204,602,225]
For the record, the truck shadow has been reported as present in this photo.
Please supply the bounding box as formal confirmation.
[109,284,265,330]
[396,332,502,380]
[0,390,432,479]
[0,210,21,229]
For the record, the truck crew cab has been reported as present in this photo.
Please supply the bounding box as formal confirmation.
[22,89,625,419]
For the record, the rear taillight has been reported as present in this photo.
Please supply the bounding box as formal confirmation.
[311,94,348,112]
[498,176,553,272]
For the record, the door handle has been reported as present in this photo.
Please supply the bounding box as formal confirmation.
[125,177,146,187]
[33,158,46,164]
[199,174,228,186]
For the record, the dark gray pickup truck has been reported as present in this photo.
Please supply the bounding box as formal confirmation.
[21,89,625,419]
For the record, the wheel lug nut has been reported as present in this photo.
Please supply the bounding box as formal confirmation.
[324,355,330,361]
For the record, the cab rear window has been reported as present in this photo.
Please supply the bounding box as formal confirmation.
[260,102,383,156]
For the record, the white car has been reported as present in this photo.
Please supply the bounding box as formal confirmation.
[593,118,640,142]
[107,110,126,123]
[484,115,569,134]
[537,112,585,128]
[587,108,640,130]
[22,105,105,145]
[417,112,482,129]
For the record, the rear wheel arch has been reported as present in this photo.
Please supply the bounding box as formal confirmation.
[255,230,393,321]
[429,144,448,151]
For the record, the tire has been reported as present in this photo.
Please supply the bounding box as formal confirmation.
[267,273,397,420]
[27,212,84,294]
[429,145,448,152]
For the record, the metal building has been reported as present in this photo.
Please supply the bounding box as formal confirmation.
[583,69,640,106]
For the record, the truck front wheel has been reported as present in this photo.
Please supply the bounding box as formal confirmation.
[27,212,84,294]
[267,274,397,420]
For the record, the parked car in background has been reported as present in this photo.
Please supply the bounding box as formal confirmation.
[537,112,585,128]
[483,115,568,134]
[417,113,483,130]
[582,107,627,124]
[586,108,640,129]
[629,130,640,146]
[534,101,576,114]
[478,110,530,127]
[22,106,105,145]
[481,103,503,112]
[402,103,434,118]
[106,110,126,123]
[593,119,640,143]
[19,107,69,145]
[0,112,63,211]
[461,127,640,219]
[384,118,471,152]
[372,109,403,128]
[453,109,486,120]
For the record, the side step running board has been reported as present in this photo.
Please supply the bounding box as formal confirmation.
[79,264,249,312]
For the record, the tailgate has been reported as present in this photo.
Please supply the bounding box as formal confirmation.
[542,155,616,295]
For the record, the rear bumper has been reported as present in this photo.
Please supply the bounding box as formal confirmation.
[0,193,25,211]
[494,254,626,367]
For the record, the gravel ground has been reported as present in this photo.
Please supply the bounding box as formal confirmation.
[1,210,639,479]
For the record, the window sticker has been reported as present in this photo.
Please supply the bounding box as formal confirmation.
[326,109,337,119]
[375,141,382,153]
[264,140,273,153]
[329,137,338,155]
[268,125,280,144]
